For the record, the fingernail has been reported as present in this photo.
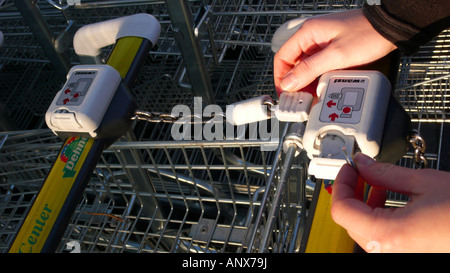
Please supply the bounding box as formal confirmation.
[280,73,299,91]
[354,152,375,166]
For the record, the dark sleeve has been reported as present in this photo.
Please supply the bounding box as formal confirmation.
[362,0,450,55]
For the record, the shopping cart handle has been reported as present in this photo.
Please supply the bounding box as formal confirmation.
[73,13,160,59]
[9,14,160,253]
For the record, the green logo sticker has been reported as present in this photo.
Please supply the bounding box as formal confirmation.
[60,137,89,178]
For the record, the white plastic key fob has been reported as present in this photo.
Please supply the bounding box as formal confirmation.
[274,91,313,122]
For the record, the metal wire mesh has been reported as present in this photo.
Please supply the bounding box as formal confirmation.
[0,129,277,252]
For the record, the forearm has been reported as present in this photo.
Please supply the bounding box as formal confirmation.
[362,0,450,55]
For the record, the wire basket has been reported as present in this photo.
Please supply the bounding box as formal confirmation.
[0,129,279,252]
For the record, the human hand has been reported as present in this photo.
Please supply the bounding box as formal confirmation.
[274,9,397,95]
[331,152,450,253]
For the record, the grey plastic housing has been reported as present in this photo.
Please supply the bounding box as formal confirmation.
[304,70,391,179]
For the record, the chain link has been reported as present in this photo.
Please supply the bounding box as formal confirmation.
[131,110,179,123]
[409,130,428,169]
[131,110,226,124]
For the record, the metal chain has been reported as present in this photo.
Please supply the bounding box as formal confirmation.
[133,111,430,169]
[131,110,179,123]
[409,130,428,169]
[131,110,225,124]
[131,98,275,125]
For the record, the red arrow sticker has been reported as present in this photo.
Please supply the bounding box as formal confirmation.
[63,98,70,105]
[326,100,337,108]
[329,113,338,121]
[64,88,71,94]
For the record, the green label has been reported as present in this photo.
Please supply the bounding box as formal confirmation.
[60,137,89,178]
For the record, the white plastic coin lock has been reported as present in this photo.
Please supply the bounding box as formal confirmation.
[303,70,391,180]
[45,64,122,138]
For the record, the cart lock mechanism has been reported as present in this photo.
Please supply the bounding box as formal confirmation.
[229,69,426,181]
[45,64,134,142]
[9,13,160,253]
[226,68,426,253]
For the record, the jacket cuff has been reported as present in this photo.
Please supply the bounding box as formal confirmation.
[362,2,427,55]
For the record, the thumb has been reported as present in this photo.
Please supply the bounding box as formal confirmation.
[353,153,424,197]
[279,45,346,92]
[331,155,419,249]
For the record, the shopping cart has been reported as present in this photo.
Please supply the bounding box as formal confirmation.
[0,0,449,253]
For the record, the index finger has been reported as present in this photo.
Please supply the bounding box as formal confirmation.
[273,24,317,93]
[273,46,303,95]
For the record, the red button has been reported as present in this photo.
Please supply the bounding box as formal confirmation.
[343,107,351,113]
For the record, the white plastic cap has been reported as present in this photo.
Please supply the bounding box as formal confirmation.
[226,95,273,126]
[308,158,347,180]
[74,13,161,57]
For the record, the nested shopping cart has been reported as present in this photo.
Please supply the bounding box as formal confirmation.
[0,0,449,253]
